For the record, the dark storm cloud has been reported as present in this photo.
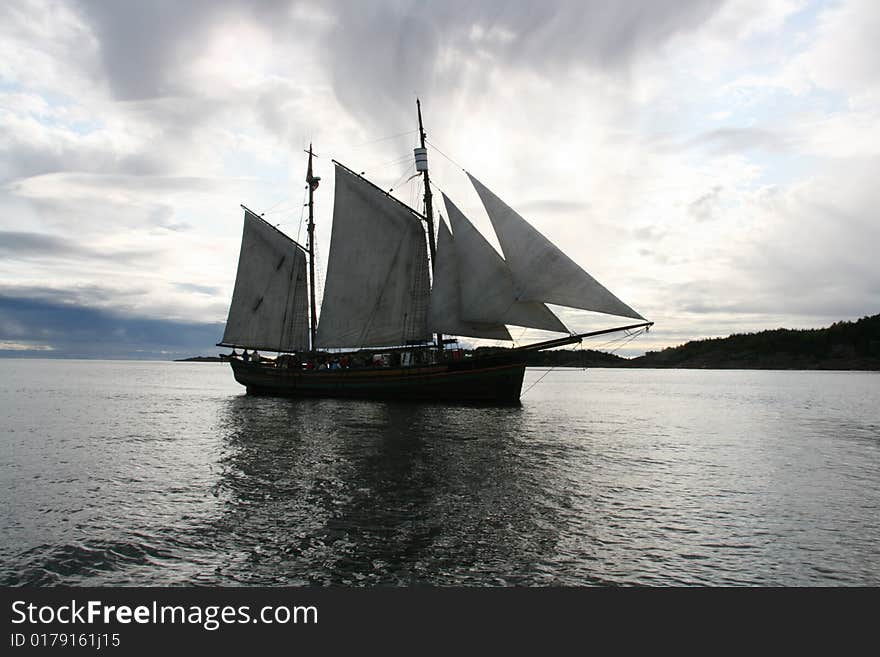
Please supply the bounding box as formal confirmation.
[0,284,149,308]
[1,0,732,195]
[76,0,242,100]
[74,0,304,96]
[69,0,724,130]
[0,231,90,258]
[325,0,724,129]
[0,101,237,184]
[0,295,223,359]
[0,231,156,262]
[9,0,876,355]
[0,126,164,184]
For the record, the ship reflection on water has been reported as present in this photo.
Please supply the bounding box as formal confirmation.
[3,362,877,587]
[205,395,571,585]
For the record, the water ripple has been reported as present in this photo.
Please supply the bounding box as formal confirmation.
[1,363,879,586]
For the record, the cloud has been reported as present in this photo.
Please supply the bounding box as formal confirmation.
[740,166,880,304]
[688,185,724,221]
[174,283,223,296]
[516,199,590,215]
[0,1,100,97]
[0,294,223,359]
[0,230,156,262]
[0,341,54,351]
[1,0,879,359]
[0,284,151,311]
[322,0,725,133]
[686,127,795,154]
[781,0,880,102]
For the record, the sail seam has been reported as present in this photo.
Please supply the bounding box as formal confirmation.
[277,252,297,353]
[354,233,407,349]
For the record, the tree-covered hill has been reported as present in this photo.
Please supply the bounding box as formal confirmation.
[628,314,880,370]
[178,315,880,370]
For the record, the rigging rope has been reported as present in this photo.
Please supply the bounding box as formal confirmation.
[362,152,414,175]
[591,327,648,354]
[260,195,291,215]
[520,327,649,398]
[520,366,559,397]
[425,139,468,173]
[387,162,416,195]
[351,130,419,148]
[296,183,308,245]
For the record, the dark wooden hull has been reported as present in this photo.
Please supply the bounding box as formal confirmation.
[229,352,528,404]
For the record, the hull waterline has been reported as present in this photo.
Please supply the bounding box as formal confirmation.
[229,353,527,404]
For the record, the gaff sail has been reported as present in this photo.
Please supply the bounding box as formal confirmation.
[220,209,310,352]
[315,164,430,348]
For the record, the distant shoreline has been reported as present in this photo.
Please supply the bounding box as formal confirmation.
[177,314,880,370]
[174,356,228,362]
[174,356,880,370]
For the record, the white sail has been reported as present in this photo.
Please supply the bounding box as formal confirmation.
[443,193,568,333]
[221,210,310,352]
[316,165,430,348]
[427,218,512,340]
[468,174,645,321]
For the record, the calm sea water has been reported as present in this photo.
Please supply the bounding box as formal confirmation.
[1,360,878,586]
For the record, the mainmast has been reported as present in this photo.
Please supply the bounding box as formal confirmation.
[305,144,320,351]
[415,98,442,349]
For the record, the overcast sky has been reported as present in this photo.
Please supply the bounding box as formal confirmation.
[1,0,878,358]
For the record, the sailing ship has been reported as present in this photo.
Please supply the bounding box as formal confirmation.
[218,102,652,403]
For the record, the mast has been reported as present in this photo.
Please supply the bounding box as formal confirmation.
[416,98,442,349]
[306,144,320,351]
